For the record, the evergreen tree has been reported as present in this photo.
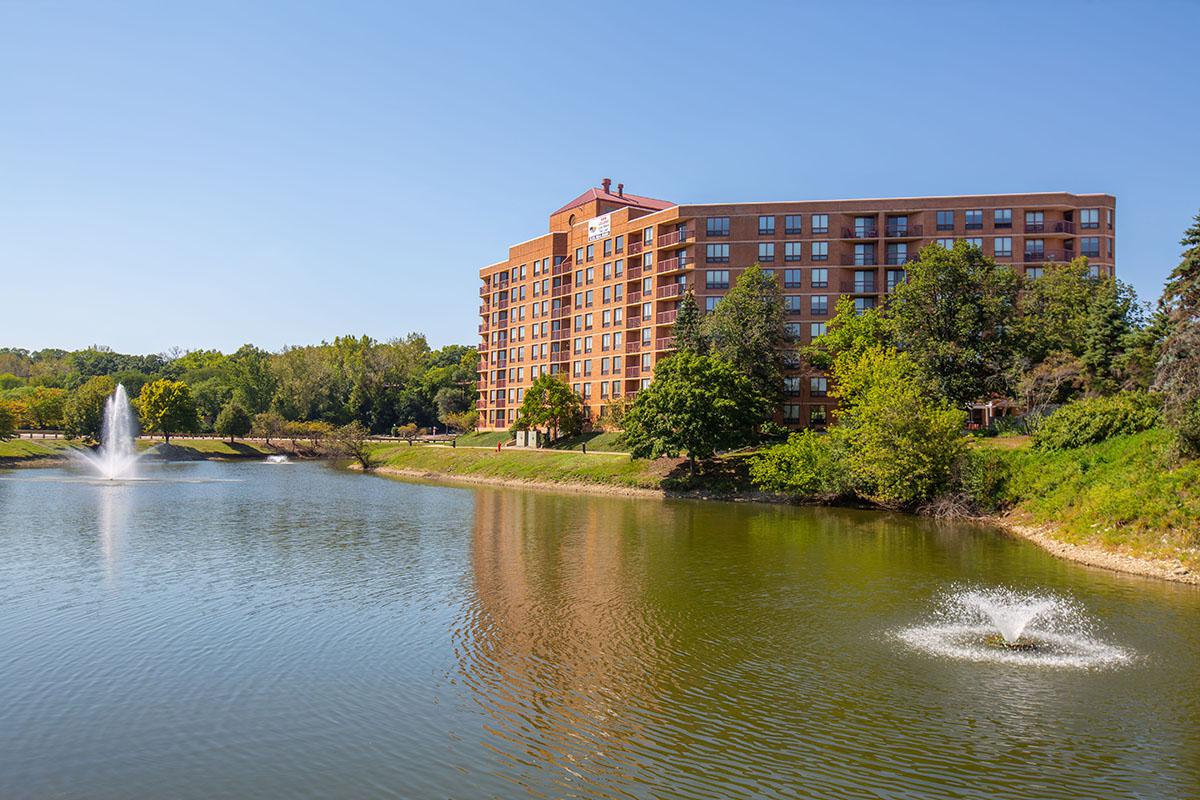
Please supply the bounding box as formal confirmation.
[1154,211,1200,456]
[702,264,787,404]
[673,289,707,354]
[1082,278,1131,391]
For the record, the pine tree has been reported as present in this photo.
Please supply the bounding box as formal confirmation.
[673,289,708,355]
[1081,278,1129,392]
[1154,211,1200,456]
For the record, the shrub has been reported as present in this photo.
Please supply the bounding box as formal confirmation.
[958,447,1016,513]
[1033,391,1162,451]
[748,430,853,501]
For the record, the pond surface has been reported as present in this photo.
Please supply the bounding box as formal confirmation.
[1,461,1197,799]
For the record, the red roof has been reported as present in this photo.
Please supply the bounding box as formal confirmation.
[552,186,674,216]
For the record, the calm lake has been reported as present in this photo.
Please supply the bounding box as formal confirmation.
[1,460,1197,799]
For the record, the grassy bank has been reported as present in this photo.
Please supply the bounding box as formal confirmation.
[982,429,1200,569]
[0,437,282,464]
[0,438,81,462]
[368,442,687,490]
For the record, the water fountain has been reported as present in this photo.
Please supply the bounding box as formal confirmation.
[76,385,142,480]
[265,454,290,464]
[897,587,1131,668]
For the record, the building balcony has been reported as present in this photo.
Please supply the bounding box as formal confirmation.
[655,337,675,351]
[1023,250,1076,263]
[626,315,643,329]
[494,397,506,408]
[552,259,571,276]
[496,298,509,310]
[477,323,487,333]
[848,256,878,266]
[628,290,642,304]
[552,284,571,297]
[884,253,918,266]
[840,280,878,293]
[628,240,644,256]
[842,227,879,239]
[479,285,490,296]
[656,309,678,325]
[657,228,694,248]
[627,366,642,378]
[625,340,641,353]
[494,377,506,388]
[657,283,684,299]
[628,264,643,279]
[884,223,923,238]
[551,305,568,318]
[657,256,688,274]
[1024,221,1076,234]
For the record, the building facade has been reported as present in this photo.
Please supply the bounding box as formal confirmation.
[476,182,1115,431]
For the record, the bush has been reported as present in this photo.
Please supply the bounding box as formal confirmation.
[1033,391,1162,451]
[748,430,853,500]
[959,447,1016,513]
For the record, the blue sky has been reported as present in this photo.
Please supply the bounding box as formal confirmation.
[2,0,1197,354]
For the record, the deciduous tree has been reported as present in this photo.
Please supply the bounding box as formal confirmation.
[702,264,787,403]
[514,374,583,440]
[62,375,116,441]
[136,379,199,444]
[214,401,252,443]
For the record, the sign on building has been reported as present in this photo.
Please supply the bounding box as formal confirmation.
[587,213,611,242]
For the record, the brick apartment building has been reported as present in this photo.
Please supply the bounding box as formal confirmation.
[476,182,1115,431]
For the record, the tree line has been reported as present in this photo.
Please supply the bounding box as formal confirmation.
[0,335,478,443]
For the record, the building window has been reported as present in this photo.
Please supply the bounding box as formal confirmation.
[811,241,829,261]
[854,216,876,237]
[785,242,803,262]
[759,242,775,262]
[706,243,729,263]
[783,269,802,288]
[994,237,1012,257]
[854,243,876,266]
[705,295,722,313]
[706,270,730,289]
[854,270,876,293]
[811,214,828,234]
[785,322,802,339]
[810,376,828,398]
[1025,239,1045,260]
[936,238,955,249]
[965,209,983,230]
[885,243,908,265]
[706,217,730,237]
[575,247,583,264]
[758,216,775,235]
[811,268,828,288]
[783,404,802,422]
[811,406,827,425]
[810,322,827,339]
[784,295,803,314]
[994,208,1012,228]
[586,244,595,262]
[615,234,624,253]
[885,269,906,292]
[785,215,803,235]
[1107,209,1113,229]
[1088,264,1100,279]
[784,376,802,396]
[1081,209,1099,229]
[603,239,613,257]
[855,297,877,313]
[1081,237,1100,257]
[811,295,829,316]
[1025,211,1044,232]
[936,210,954,231]
[643,227,653,244]
[1026,266,1044,279]
[965,238,983,249]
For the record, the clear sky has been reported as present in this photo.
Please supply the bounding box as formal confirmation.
[2,0,1197,355]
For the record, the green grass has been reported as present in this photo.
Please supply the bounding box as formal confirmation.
[451,431,514,448]
[0,437,81,461]
[138,438,278,457]
[990,429,1200,566]
[369,443,675,489]
[547,431,631,453]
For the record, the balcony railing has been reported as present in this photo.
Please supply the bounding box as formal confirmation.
[477,324,487,333]
[493,377,506,388]
[625,340,641,353]
[843,227,879,239]
[479,286,489,296]
[849,256,878,266]
[884,253,918,266]
[656,310,678,325]
[627,366,642,378]
[884,223,923,237]
[657,228,694,248]
[494,397,506,408]
[628,240,644,256]
[552,259,571,276]
[1024,221,1076,234]
[551,328,569,340]
[657,283,684,299]
[626,315,643,329]
[628,291,642,304]
[657,256,688,273]
[552,284,571,297]
[655,337,676,351]
[840,280,878,293]
[1023,250,1077,263]
[551,305,568,318]
[496,298,509,310]
[628,264,643,279]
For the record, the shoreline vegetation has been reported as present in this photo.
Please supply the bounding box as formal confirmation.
[3,431,1196,584]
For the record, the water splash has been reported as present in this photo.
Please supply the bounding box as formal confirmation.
[265,454,290,464]
[897,587,1132,668]
[76,385,142,480]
